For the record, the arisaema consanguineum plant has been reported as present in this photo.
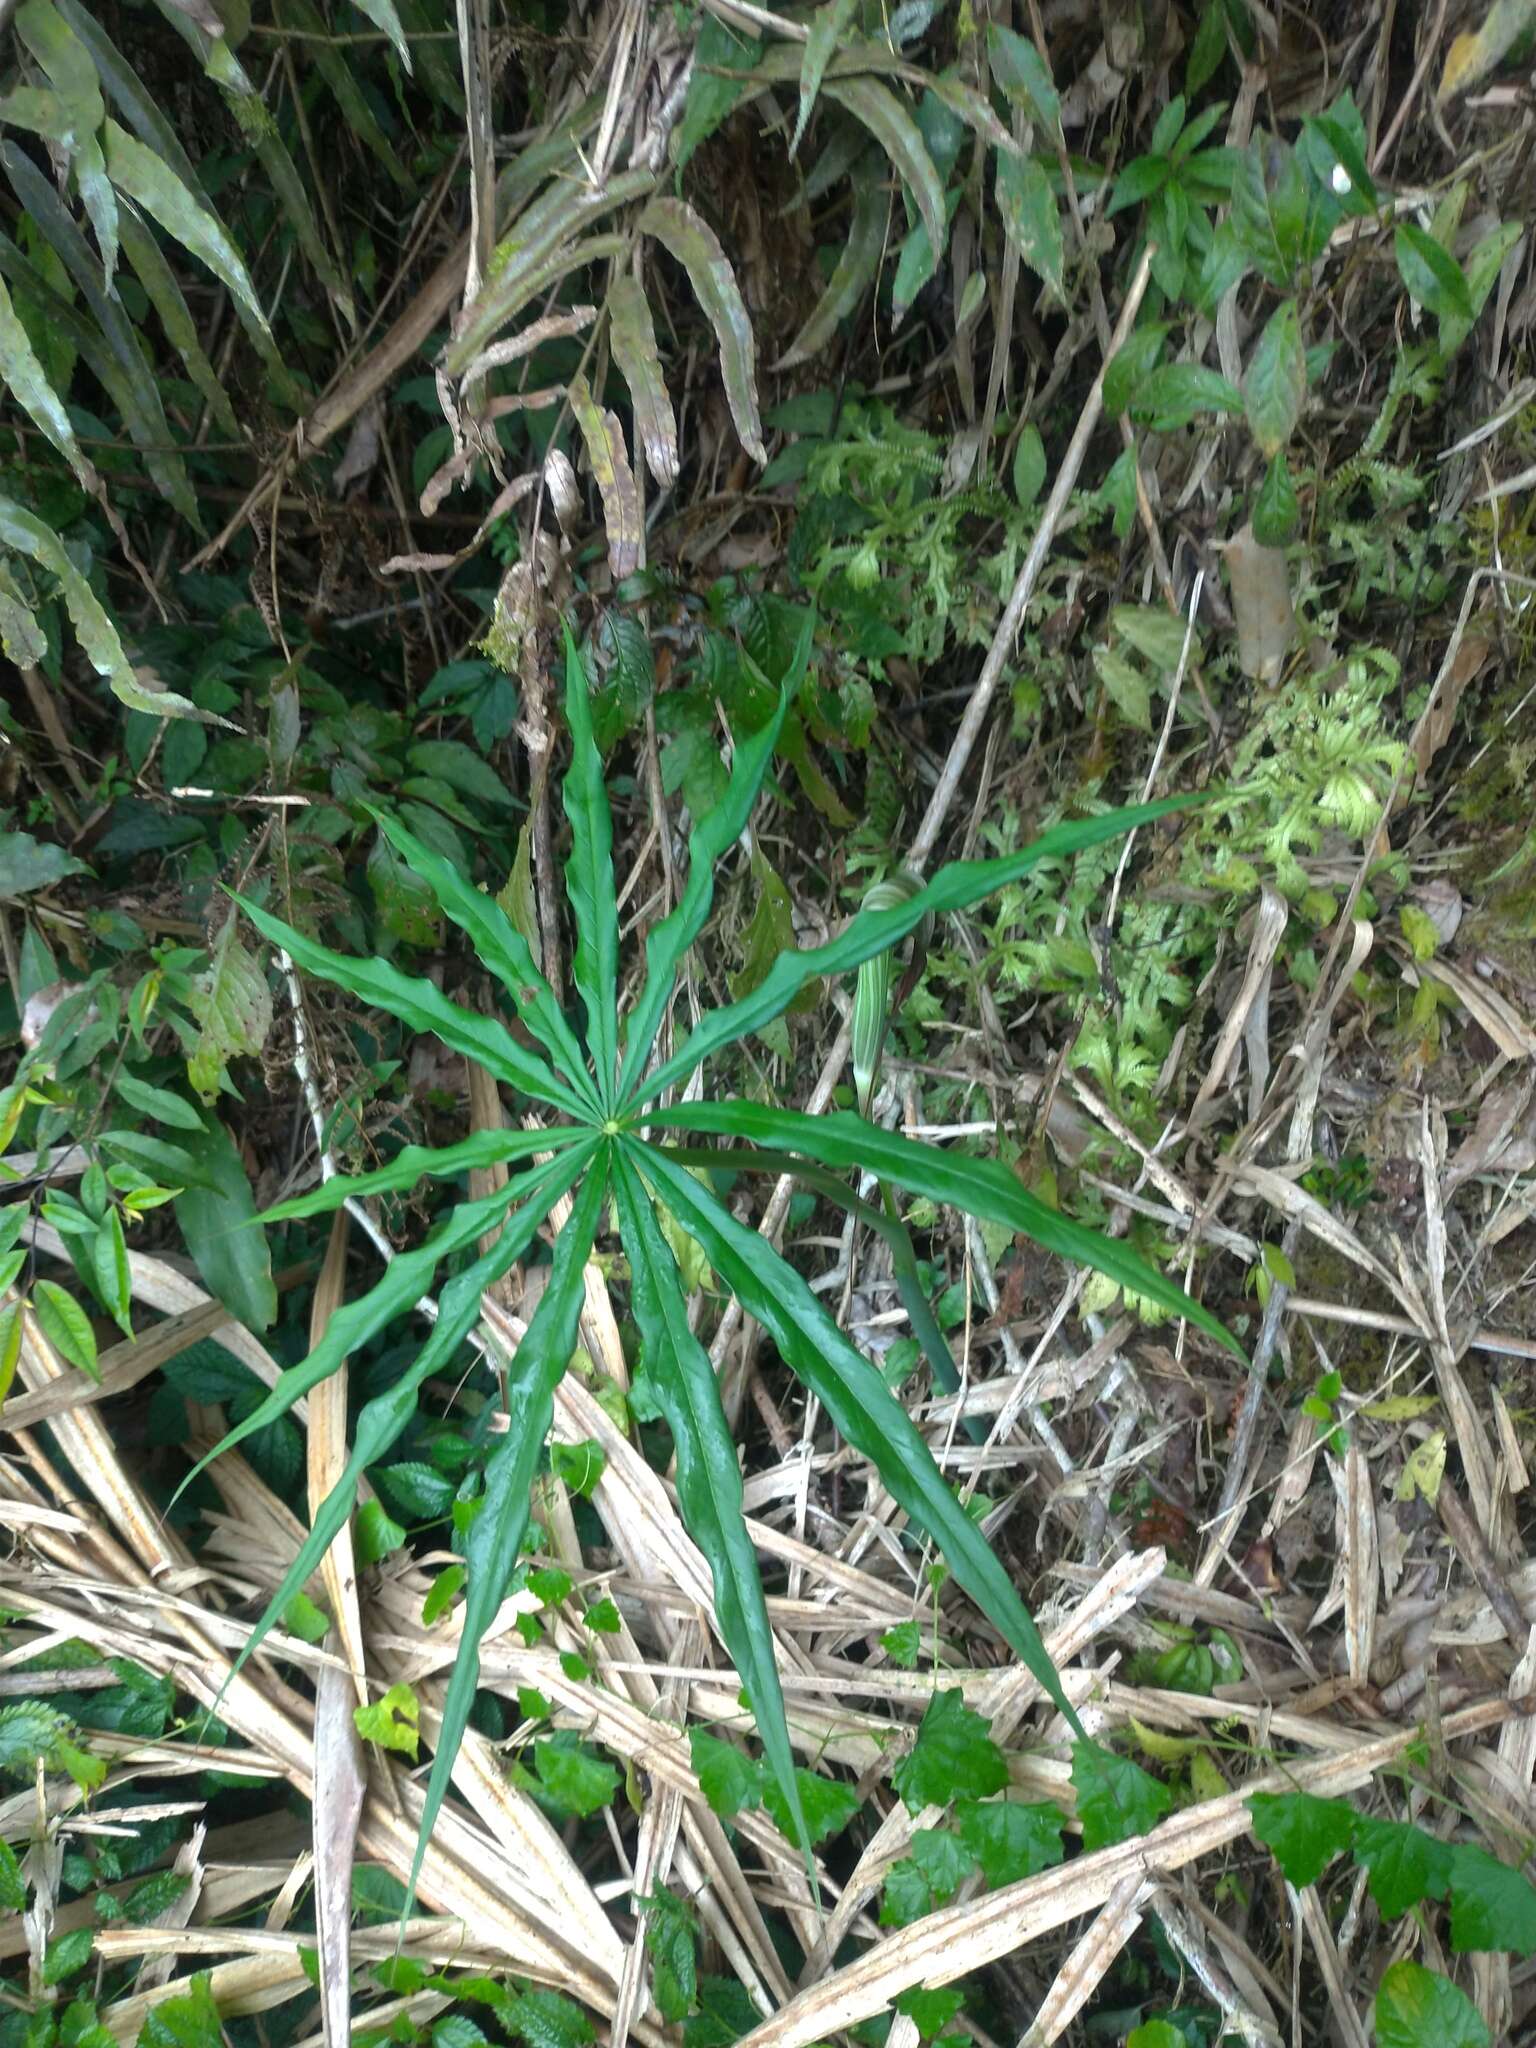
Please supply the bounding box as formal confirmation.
[190,616,1239,1900]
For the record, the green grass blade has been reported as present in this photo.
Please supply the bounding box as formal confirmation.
[368,804,599,1113]
[174,1147,594,1504]
[651,1101,1240,1358]
[260,1125,588,1224]
[635,798,1205,1106]
[233,891,591,1121]
[560,626,621,1109]
[637,1142,1086,1737]
[612,1142,810,1862]
[410,1155,609,1912]
[618,654,805,1103]
[209,1146,587,1685]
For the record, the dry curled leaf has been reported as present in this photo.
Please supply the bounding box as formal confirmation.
[1223,521,1294,684]
[608,274,679,488]
[568,373,641,580]
[639,195,765,464]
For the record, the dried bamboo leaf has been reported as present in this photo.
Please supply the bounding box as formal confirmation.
[568,373,642,578]
[314,1635,366,2048]
[454,304,598,390]
[639,195,764,463]
[823,76,945,269]
[608,274,679,488]
[446,171,654,375]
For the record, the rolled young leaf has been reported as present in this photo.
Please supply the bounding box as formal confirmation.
[618,620,809,1098]
[560,626,622,1108]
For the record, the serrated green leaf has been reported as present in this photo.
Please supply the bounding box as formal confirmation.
[638,1885,697,2023]
[638,196,763,464]
[1375,1961,1490,2048]
[619,662,801,1099]
[355,1682,420,1758]
[1247,1790,1356,1887]
[896,1986,966,2043]
[689,1728,764,1818]
[0,270,94,487]
[528,1733,619,1819]
[792,0,857,155]
[560,626,621,1107]
[955,1796,1065,1887]
[0,1835,23,1911]
[1103,324,1170,418]
[187,916,273,1103]
[1253,451,1299,546]
[1093,646,1152,730]
[630,799,1206,1110]
[234,884,587,1118]
[101,119,270,341]
[614,1143,809,1861]
[761,1766,861,1847]
[674,12,755,172]
[1244,297,1306,456]
[893,1690,1008,1812]
[1352,1814,1455,1918]
[1448,1841,1536,1955]
[0,494,211,720]
[350,0,411,69]
[987,25,1061,135]
[34,1279,98,1380]
[1072,1742,1171,1850]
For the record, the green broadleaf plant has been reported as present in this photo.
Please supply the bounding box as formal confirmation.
[192,621,1237,1906]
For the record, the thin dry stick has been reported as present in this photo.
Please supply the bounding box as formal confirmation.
[909,246,1156,873]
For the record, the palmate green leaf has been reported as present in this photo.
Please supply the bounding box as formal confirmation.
[560,628,621,1107]
[613,1144,809,1862]
[260,1125,589,1225]
[629,798,1204,1108]
[368,804,598,1113]
[217,1146,589,1691]
[650,1101,1238,1357]
[232,890,591,1119]
[414,1161,608,1909]
[618,646,805,1100]
[176,1151,587,1504]
[634,1145,1086,1739]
